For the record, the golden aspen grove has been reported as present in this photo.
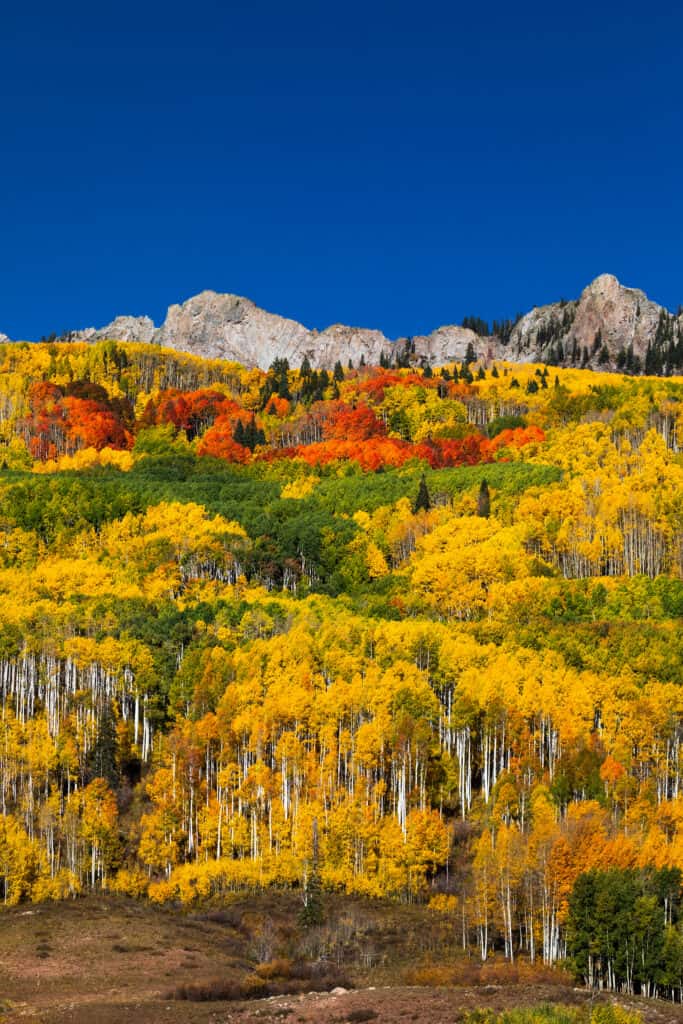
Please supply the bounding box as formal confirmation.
[1,339,683,997]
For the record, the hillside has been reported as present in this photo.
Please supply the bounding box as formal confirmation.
[7,274,683,374]
[0,342,681,998]
[0,893,673,1023]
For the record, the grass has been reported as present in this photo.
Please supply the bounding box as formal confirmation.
[0,895,654,1024]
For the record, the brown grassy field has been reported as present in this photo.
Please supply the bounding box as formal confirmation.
[0,895,681,1024]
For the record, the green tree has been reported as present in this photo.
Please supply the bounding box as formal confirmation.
[477,479,491,518]
[413,474,431,514]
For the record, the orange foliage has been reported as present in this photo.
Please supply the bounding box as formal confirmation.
[196,416,251,462]
[263,395,291,417]
[358,370,441,402]
[141,389,239,439]
[323,403,386,441]
[62,397,130,451]
[261,433,493,471]
[486,425,546,455]
[23,382,132,460]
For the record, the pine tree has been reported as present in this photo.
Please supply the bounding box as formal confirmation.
[88,703,119,788]
[413,474,431,513]
[300,818,324,927]
[477,479,491,518]
[333,361,344,382]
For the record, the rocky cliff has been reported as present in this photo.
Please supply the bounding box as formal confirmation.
[68,291,483,371]
[8,274,683,373]
[505,274,682,373]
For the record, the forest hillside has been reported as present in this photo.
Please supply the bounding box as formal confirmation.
[0,339,682,995]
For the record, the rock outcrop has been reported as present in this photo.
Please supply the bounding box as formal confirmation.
[505,274,680,371]
[154,293,310,366]
[67,294,493,370]
[9,273,683,373]
[73,315,156,345]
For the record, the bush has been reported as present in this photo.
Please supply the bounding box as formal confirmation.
[167,962,352,1001]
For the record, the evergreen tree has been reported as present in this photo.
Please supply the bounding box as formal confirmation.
[413,474,431,513]
[477,479,491,518]
[300,819,324,927]
[571,338,578,364]
[88,703,118,788]
[461,316,489,336]
[333,360,344,382]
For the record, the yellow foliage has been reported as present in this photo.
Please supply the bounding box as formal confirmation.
[280,476,318,499]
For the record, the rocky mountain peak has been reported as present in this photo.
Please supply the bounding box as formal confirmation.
[507,273,678,371]
[5,274,682,375]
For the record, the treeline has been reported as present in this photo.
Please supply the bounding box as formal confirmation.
[568,868,683,999]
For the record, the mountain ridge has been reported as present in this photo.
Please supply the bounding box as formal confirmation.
[8,273,683,374]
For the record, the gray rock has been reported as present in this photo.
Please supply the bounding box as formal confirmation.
[72,315,156,344]
[506,273,673,368]
[154,292,311,366]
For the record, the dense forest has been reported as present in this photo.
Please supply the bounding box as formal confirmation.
[0,338,682,995]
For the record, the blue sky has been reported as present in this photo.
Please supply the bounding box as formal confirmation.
[1,0,681,340]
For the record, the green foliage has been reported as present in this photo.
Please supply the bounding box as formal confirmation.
[413,474,431,513]
[567,868,682,996]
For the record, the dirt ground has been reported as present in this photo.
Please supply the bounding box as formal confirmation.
[1,897,681,1024]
